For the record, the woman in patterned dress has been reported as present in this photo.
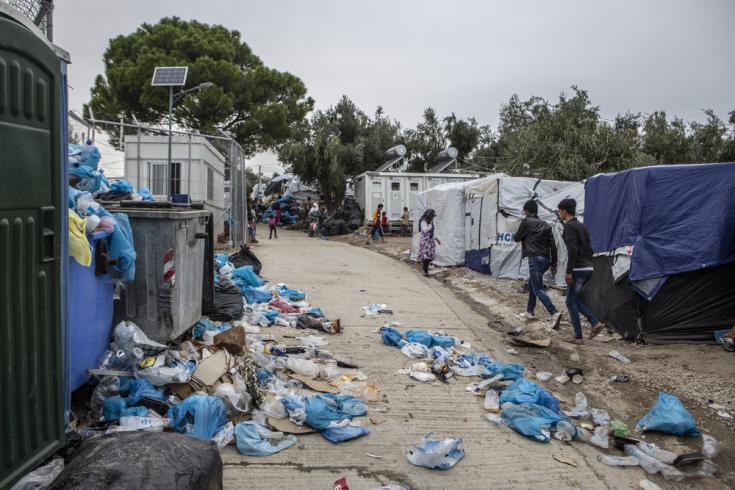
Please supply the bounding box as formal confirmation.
[418,209,441,277]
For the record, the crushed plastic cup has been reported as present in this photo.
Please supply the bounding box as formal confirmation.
[536,371,553,382]
[598,454,640,467]
[409,371,436,382]
[608,350,631,364]
[590,426,610,448]
[554,420,575,442]
[483,389,500,412]
[702,434,719,459]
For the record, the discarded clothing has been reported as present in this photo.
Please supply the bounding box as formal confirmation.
[234,421,297,456]
[168,394,229,441]
[68,209,92,266]
[636,392,700,437]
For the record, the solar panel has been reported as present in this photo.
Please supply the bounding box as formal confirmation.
[151,66,189,86]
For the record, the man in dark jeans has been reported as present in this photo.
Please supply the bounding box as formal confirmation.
[514,200,562,328]
[557,198,605,344]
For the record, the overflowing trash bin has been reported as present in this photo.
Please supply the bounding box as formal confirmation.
[113,207,210,342]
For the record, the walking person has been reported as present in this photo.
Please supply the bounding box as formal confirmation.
[268,205,281,239]
[399,207,410,237]
[418,209,441,277]
[557,198,605,344]
[381,211,389,236]
[365,203,385,244]
[514,200,562,328]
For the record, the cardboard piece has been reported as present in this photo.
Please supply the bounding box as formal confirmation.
[289,373,340,394]
[190,350,232,391]
[214,326,246,355]
[268,416,316,434]
[369,415,387,425]
[553,454,578,467]
[512,334,551,348]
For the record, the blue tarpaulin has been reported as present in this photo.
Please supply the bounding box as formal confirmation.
[585,163,735,281]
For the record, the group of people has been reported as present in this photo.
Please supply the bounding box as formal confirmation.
[415,197,603,344]
[364,204,411,244]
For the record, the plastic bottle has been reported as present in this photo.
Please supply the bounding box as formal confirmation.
[409,371,436,382]
[639,479,661,490]
[702,434,720,459]
[118,416,166,432]
[484,389,500,412]
[484,413,509,428]
[575,392,588,410]
[598,455,640,466]
[554,421,575,442]
[590,426,610,448]
[638,442,677,465]
[624,444,667,475]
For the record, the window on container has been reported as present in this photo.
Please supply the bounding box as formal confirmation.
[410,182,419,191]
[207,167,214,201]
[372,181,382,192]
[391,182,400,191]
[170,162,181,194]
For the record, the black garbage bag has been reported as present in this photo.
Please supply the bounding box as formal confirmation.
[204,280,244,322]
[228,245,262,274]
[50,432,222,490]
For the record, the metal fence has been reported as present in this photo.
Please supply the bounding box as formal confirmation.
[7,0,53,39]
[72,114,248,247]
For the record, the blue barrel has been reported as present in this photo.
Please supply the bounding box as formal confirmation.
[68,230,114,392]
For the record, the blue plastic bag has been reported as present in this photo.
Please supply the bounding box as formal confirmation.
[380,327,406,347]
[192,318,232,339]
[636,392,700,437]
[430,334,455,349]
[485,361,525,381]
[304,394,366,430]
[276,284,305,301]
[500,379,559,412]
[109,213,136,283]
[232,265,265,287]
[241,286,272,304]
[214,253,230,268]
[307,307,325,318]
[501,403,564,443]
[110,179,134,193]
[125,379,164,406]
[235,421,297,456]
[103,396,128,421]
[168,394,228,441]
[321,425,370,444]
[405,330,433,346]
[138,187,154,201]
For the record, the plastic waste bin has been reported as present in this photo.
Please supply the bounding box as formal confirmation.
[114,208,210,342]
[68,231,114,392]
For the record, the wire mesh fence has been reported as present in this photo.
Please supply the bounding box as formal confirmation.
[7,0,51,36]
[71,113,249,247]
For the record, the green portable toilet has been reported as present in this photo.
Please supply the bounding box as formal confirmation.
[0,7,66,489]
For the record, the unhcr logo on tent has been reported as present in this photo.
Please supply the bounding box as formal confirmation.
[497,232,515,244]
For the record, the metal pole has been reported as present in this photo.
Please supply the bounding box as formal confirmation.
[257,165,262,204]
[242,151,247,243]
[167,86,173,200]
[118,117,124,151]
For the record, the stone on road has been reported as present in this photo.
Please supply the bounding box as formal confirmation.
[222,230,637,489]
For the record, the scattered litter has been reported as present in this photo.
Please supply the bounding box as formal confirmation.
[234,421,298,456]
[639,480,661,490]
[366,453,384,459]
[702,435,720,459]
[407,434,464,470]
[511,333,550,348]
[536,371,553,382]
[610,419,630,437]
[611,374,630,383]
[506,348,519,355]
[334,477,350,490]
[553,454,578,467]
[716,410,733,419]
[569,352,581,362]
[599,455,639,467]
[10,458,64,490]
[608,350,631,364]
[554,374,570,384]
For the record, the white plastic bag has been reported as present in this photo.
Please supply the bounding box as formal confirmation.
[261,397,287,419]
[400,342,429,359]
[407,433,464,470]
[113,321,166,352]
[10,458,64,490]
[136,364,190,386]
[211,422,235,449]
[286,357,320,378]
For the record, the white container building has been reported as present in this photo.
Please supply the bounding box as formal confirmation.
[354,171,478,224]
[123,134,227,237]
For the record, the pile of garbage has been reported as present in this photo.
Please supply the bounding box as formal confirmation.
[71,248,375,461]
[67,141,139,285]
[321,197,363,236]
[378,323,720,479]
[258,195,301,226]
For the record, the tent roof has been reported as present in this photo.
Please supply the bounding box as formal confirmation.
[584,162,735,281]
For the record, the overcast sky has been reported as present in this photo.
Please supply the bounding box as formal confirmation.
[55,0,735,173]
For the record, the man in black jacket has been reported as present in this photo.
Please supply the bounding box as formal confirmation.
[514,200,563,328]
[557,198,605,343]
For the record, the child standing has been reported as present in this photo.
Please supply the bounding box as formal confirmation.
[400,207,409,237]
[381,211,389,236]
[269,206,281,239]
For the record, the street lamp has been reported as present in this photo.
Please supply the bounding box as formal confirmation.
[151,66,214,199]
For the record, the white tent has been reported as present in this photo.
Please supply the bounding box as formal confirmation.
[411,174,585,285]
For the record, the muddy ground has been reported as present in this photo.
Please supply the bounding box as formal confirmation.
[332,232,735,487]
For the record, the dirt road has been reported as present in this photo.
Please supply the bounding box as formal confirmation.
[221,230,658,489]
